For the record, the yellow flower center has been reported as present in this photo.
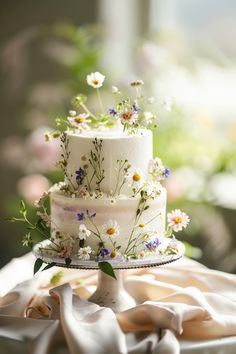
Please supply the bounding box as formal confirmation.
[75,116,84,124]
[107,227,115,235]
[139,251,145,257]
[122,112,133,120]
[82,250,87,255]
[133,173,141,182]
[139,223,145,228]
[110,251,117,258]
[174,216,182,224]
[92,79,99,85]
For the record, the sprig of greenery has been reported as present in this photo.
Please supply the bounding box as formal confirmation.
[88,138,105,193]
[57,133,76,192]
[113,159,131,196]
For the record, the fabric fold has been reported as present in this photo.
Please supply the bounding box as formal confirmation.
[0,255,236,354]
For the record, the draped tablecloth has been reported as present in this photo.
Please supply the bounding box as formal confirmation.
[0,253,236,354]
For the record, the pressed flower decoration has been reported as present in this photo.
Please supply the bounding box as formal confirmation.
[78,224,91,240]
[101,220,120,239]
[78,246,92,260]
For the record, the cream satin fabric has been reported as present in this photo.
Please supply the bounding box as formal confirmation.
[0,254,236,354]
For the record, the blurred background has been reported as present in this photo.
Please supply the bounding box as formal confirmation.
[1,0,236,272]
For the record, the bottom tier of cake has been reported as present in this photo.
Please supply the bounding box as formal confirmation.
[50,185,167,259]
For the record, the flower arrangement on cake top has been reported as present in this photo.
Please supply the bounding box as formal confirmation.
[45,71,171,140]
[8,72,189,278]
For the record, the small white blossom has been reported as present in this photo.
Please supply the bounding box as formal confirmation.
[127,169,144,188]
[36,211,51,227]
[87,72,105,88]
[69,110,76,117]
[78,246,92,260]
[143,111,154,125]
[101,220,120,238]
[167,209,190,232]
[144,181,162,197]
[78,224,91,240]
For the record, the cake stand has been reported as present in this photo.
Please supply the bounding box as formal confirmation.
[33,240,185,312]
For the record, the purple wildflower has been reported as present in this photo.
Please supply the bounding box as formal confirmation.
[163,167,171,178]
[77,212,85,221]
[108,107,117,116]
[75,168,85,183]
[133,104,140,113]
[99,248,110,258]
[146,238,161,251]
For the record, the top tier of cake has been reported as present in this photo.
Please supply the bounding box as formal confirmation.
[64,128,153,195]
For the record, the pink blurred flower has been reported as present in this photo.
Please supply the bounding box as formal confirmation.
[1,136,25,168]
[17,174,50,205]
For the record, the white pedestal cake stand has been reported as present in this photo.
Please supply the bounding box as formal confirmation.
[33,240,185,312]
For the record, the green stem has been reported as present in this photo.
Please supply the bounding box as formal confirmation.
[80,102,97,119]
[87,217,103,243]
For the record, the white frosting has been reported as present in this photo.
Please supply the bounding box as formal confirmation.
[50,187,166,254]
[65,129,153,195]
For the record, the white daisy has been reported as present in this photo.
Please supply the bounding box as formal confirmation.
[167,209,190,232]
[127,169,144,188]
[78,224,91,240]
[78,246,92,260]
[118,109,138,125]
[67,113,90,129]
[86,72,105,88]
[101,220,120,238]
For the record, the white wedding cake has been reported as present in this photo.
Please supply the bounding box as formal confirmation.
[32,72,189,264]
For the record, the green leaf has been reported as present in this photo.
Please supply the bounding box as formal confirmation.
[79,239,85,248]
[36,219,47,231]
[19,200,27,217]
[50,271,64,286]
[65,257,72,267]
[144,205,150,211]
[33,258,44,275]
[42,262,56,272]
[98,261,116,279]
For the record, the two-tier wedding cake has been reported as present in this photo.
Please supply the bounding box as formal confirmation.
[42,72,189,263]
[14,72,189,271]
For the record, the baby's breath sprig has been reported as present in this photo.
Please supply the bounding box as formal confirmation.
[88,138,105,193]
[58,133,77,192]
[124,185,161,257]
[113,159,131,196]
